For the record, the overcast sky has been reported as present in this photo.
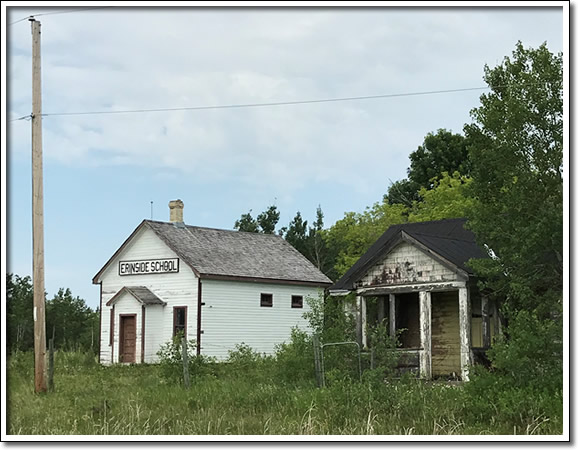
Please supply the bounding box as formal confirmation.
[4,4,564,309]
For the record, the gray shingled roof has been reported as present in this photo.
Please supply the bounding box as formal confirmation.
[124,286,166,305]
[106,286,167,306]
[330,218,488,291]
[144,220,332,286]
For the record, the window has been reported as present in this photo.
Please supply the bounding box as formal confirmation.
[260,293,273,307]
[173,306,187,337]
[291,295,303,309]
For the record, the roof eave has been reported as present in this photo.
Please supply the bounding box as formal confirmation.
[199,273,333,288]
[92,220,149,284]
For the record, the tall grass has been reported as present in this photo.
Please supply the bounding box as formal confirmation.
[6,349,562,435]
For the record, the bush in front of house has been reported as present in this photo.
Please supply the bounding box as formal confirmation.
[156,333,216,383]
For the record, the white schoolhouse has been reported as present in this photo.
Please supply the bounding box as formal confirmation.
[93,200,332,364]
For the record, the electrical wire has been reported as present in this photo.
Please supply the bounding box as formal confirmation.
[39,86,490,118]
[8,7,113,25]
[9,115,32,122]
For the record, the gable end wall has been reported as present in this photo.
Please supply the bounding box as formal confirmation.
[357,241,461,288]
[98,226,198,364]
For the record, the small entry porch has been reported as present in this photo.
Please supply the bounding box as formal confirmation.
[352,281,497,381]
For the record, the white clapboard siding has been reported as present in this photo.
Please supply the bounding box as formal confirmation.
[144,305,165,363]
[359,241,459,287]
[97,225,198,364]
[200,279,321,360]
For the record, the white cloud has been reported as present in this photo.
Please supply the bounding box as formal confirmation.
[8,7,564,199]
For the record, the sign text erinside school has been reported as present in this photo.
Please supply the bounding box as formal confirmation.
[119,258,179,276]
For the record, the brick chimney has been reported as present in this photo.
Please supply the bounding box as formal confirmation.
[168,199,184,223]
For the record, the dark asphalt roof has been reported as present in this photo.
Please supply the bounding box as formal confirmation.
[330,218,488,291]
[106,286,167,306]
[144,220,332,286]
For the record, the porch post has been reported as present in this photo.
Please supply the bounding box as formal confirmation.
[361,296,367,349]
[459,287,472,381]
[481,295,491,349]
[419,291,431,379]
[356,296,367,349]
[389,294,396,340]
[377,297,386,326]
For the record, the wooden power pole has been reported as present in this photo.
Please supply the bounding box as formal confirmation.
[30,17,47,394]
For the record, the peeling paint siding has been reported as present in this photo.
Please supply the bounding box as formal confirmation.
[459,288,471,381]
[431,291,461,377]
[200,279,319,360]
[98,226,198,365]
[419,291,432,379]
[358,242,458,288]
[388,294,396,339]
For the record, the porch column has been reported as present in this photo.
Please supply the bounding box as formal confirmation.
[343,295,356,320]
[389,294,396,340]
[356,296,367,349]
[377,297,386,326]
[481,295,491,349]
[459,287,472,381]
[419,291,431,379]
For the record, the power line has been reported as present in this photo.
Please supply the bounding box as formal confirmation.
[10,114,32,122]
[8,7,113,25]
[40,86,491,118]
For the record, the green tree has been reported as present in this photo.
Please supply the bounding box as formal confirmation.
[282,206,331,275]
[408,129,471,189]
[464,41,563,317]
[310,206,329,272]
[46,288,99,352]
[234,210,259,233]
[6,274,35,352]
[257,205,280,234]
[234,205,280,234]
[323,201,408,279]
[386,178,421,207]
[464,42,562,394]
[407,171,474,222]
[387,129,471,206]
[283,211,309,255]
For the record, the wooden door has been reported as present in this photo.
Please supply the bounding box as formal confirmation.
[119,315,136,363]
[431,292,461,378]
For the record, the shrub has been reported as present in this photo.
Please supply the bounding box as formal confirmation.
[486,309,562,392]
[156,334,216,383]
[225,343,274,382]
[274,328,315,386]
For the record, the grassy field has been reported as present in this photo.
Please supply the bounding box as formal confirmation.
[6,350,562,436]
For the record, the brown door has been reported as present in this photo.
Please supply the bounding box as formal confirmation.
[119,315,136,363]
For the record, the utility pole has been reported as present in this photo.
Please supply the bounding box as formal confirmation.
[30,17,47,394]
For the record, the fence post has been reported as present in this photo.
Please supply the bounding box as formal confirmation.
[47,338,54,392]
[313,335,322,388]
[182,338,190,389]
[370,347,375,370]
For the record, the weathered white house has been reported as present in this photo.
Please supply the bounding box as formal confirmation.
[329,218,498,381]
[93,200,332,364]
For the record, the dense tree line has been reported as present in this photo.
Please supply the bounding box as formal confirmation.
[6,274,99,354]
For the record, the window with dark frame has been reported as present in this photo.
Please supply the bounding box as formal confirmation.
[291,295,303,309]
[260,293,273,307]
[173,306,187,337]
